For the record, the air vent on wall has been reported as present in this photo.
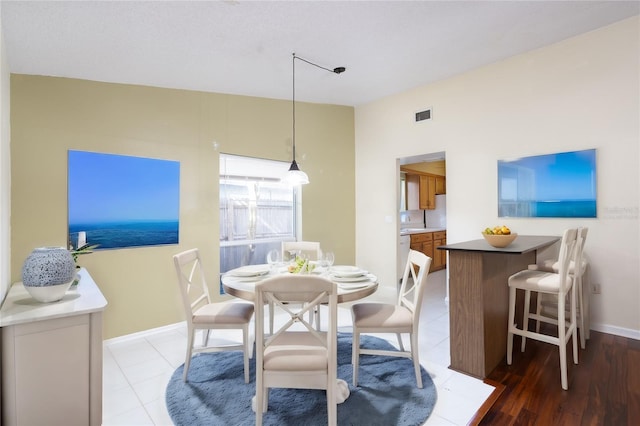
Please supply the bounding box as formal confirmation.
[415,108,432,123]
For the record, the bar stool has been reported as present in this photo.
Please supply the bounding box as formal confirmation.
[528,227,589,349]
[507,227,580,390]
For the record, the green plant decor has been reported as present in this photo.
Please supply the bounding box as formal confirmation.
[70,244,99,284]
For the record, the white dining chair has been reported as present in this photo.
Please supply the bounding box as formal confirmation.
[173,248,254,383]
[277,241,323,330]
[254,274,338,426]
[351,249,431,388]
[281,240,322,261]
[528,227,589,349]
[507,228,580,390]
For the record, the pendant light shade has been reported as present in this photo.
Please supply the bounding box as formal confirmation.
[286,159,309,185]
[284,53,345,186]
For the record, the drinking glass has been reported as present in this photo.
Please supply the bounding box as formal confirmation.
[323,251,335,271]
[266,249,281,272]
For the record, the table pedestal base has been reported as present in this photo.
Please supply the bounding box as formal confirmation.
[251,379,350,412]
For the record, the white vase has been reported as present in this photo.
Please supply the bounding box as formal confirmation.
[21,247,75,303]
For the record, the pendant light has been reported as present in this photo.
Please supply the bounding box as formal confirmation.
[285,53,346,185]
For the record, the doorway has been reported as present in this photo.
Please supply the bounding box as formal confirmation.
[397,151,447,297]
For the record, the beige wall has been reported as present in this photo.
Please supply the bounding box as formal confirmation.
[1,5,11,303]
[10,76,355,338]
[355,17,640,338]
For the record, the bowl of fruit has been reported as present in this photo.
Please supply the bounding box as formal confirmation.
[482,226,517,248]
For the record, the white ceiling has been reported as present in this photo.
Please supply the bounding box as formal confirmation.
[1,1,638,106]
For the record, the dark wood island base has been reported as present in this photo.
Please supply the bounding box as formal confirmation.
[438,235,560,378]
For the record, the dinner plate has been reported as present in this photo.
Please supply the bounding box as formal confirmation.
[330,273,376,283]
[230,265,270,277]
[331,265,360,273]
[226,275,264,283]
[330,265,368,278]
[337,282,372,290]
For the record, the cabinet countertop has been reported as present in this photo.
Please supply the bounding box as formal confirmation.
[437,235,559,254]
[0,268,107,327]
[400,227,446,236]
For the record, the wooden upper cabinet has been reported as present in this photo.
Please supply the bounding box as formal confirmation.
[435,176,446,195]
[419,175,436,210]
[405,174,420,211]
[402,169,444,211]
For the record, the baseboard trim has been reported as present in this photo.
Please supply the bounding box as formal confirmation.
[103,321,186,347]
[590,323,640,340]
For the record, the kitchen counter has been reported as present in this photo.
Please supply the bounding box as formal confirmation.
[400,227,445,235]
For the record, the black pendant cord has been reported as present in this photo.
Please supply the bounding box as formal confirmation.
[292,52,296,163]
[294,54,346,75]
[289,53,345,178]
[291,52,345,163]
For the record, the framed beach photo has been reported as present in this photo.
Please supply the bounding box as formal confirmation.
[498,148,596,218]
[68,150,180,250]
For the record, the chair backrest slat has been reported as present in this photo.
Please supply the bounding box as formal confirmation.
[255,274,337,352]
[556,228,579,293]
[398,249,432,321]
[173,248,212,325]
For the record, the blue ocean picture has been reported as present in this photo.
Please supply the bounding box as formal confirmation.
[68,150,180,249]
[498,149,597,218]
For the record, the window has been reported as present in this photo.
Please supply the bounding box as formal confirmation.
[219,154,299,277]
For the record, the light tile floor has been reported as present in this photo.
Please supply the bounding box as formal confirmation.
[102,269,494,425]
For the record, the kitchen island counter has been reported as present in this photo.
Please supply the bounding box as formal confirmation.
[438,235,559,378]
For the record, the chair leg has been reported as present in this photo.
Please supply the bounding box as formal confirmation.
[577,274,586,349]
[243,325,250,384]
[571,285,579,365]
[396,333,405,352]
[507,287,516,365]
[327,381,337,426]
[183,330,195,382]
[583,268,591,340]
[535,292,543,333]
[202,329,210,347]
[255,375,267,424]
[521,290,531,352]
[352,330,360,386]
[557,293,568,390]
[255,392,263,425]
[410,330,422,388]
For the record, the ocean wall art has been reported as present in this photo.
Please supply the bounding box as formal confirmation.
[68,150,180,250]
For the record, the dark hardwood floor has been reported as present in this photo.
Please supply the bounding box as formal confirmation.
[471,328,640,425]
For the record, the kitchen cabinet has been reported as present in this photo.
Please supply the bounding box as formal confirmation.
[404,172,444,211]
[435,176,446,195]
[419,175,436,210]
[0,268,107,426]
[409,231,446,272]
[405,174,420,210]
[432,231,447,270]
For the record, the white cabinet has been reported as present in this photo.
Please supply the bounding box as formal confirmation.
[0,269,107,426]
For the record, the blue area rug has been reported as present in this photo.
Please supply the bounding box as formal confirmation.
[166,333,437,425]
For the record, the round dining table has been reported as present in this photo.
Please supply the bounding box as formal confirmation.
[221,263,378,406]
[221,264,378,304]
